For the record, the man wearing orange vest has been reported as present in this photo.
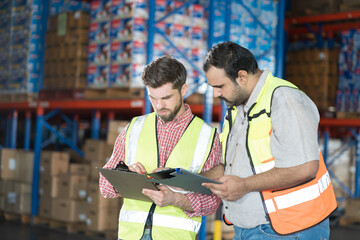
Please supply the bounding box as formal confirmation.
[202,41,337,239]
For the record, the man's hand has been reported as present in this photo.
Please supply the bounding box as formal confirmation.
[142,185,176,207]
[203,175,249,201]
[142,185,194,211]
[128,162,147,174]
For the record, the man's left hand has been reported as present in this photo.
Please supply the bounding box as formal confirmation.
[203,175,249,201]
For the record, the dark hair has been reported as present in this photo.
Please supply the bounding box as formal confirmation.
[142,55,186,91]
[203,41,258,83]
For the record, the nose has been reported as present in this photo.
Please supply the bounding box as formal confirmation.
[213,88,221,98]
[156,99,165,109]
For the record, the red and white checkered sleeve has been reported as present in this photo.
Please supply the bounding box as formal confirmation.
[99,125,128,199]
[184,133,222,217]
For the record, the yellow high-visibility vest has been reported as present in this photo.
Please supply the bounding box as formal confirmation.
[119,112,216,240]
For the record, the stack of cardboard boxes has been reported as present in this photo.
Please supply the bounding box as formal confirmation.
[38,151,71,219]
[1,120,129,233]
[0,148,34,215]
[36,141,121,232]
[83,138,114,181]
[286,48,339,112]
[82,138,121,232]
[44,11,90,90]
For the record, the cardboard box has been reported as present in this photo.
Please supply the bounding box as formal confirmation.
[69,163,90,176]
[52,198,87,222]
[18,150,34,183]
[63,148,85,163]
[106,120,128,145]
[86,206,119,231]
[90,162,103,181]
[83,139,112,163]
[40,151,70,175]
[86,182,119,210]
[3,180,20,213]
[18,183,32,214]
[39,174,58,198]
[38,195,52,219]
[0,149,20,180]
[55,174,88,200]
[346,198,360,219]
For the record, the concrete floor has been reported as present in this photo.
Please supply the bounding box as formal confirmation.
[0,219,360,240]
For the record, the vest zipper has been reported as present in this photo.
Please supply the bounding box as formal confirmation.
[142,203,156,239]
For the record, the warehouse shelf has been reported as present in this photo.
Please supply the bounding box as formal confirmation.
[319,118,360,200]
[285,9,360,215]
[285,10,360,35]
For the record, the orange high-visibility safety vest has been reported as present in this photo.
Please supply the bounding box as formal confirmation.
[221,73,337,235]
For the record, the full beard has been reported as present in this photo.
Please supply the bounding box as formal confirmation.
[220,86,249,107]
[157,99,183,123]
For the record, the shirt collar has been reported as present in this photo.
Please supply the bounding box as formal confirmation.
[242,69,270,114]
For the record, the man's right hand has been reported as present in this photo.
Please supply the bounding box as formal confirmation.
[128,162,147,174]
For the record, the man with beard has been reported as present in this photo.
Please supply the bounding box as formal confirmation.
[202,42,336,240]
[99,55,222,240]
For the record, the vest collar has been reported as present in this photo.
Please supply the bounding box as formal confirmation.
[243,69,270,114]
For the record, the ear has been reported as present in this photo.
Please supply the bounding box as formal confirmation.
[236,70,248,85]
[181,83,187,97]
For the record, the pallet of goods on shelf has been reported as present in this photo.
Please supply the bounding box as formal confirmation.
[0,0,46,97]
[0,148,34,217]
[44,10,90,90]
[286,47,339,113]
[339,0,360,12]
[335,29,360,117]
[288,0,340,16]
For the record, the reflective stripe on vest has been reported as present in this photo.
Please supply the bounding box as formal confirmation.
[127,115,146,165]
[254,161,275,173]
[189,123,214,172]
[264,171,331,213]
[120,210,201,233]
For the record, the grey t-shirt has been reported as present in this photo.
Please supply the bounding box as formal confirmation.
[222,70,320,228]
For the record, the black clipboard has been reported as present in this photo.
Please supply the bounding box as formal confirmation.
[97,167,159,202]
[147,168,221,195]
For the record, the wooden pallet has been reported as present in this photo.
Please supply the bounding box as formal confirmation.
[48,219,86,233]
[3,212,31,224]
[84,88,107,99]
[39,89,85,100]
[339,217,360,227]
[85,229,117,240]
[11,93,38,102]
[32,216,86,234]
[85,87,144,100]
[0,93,38,102]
